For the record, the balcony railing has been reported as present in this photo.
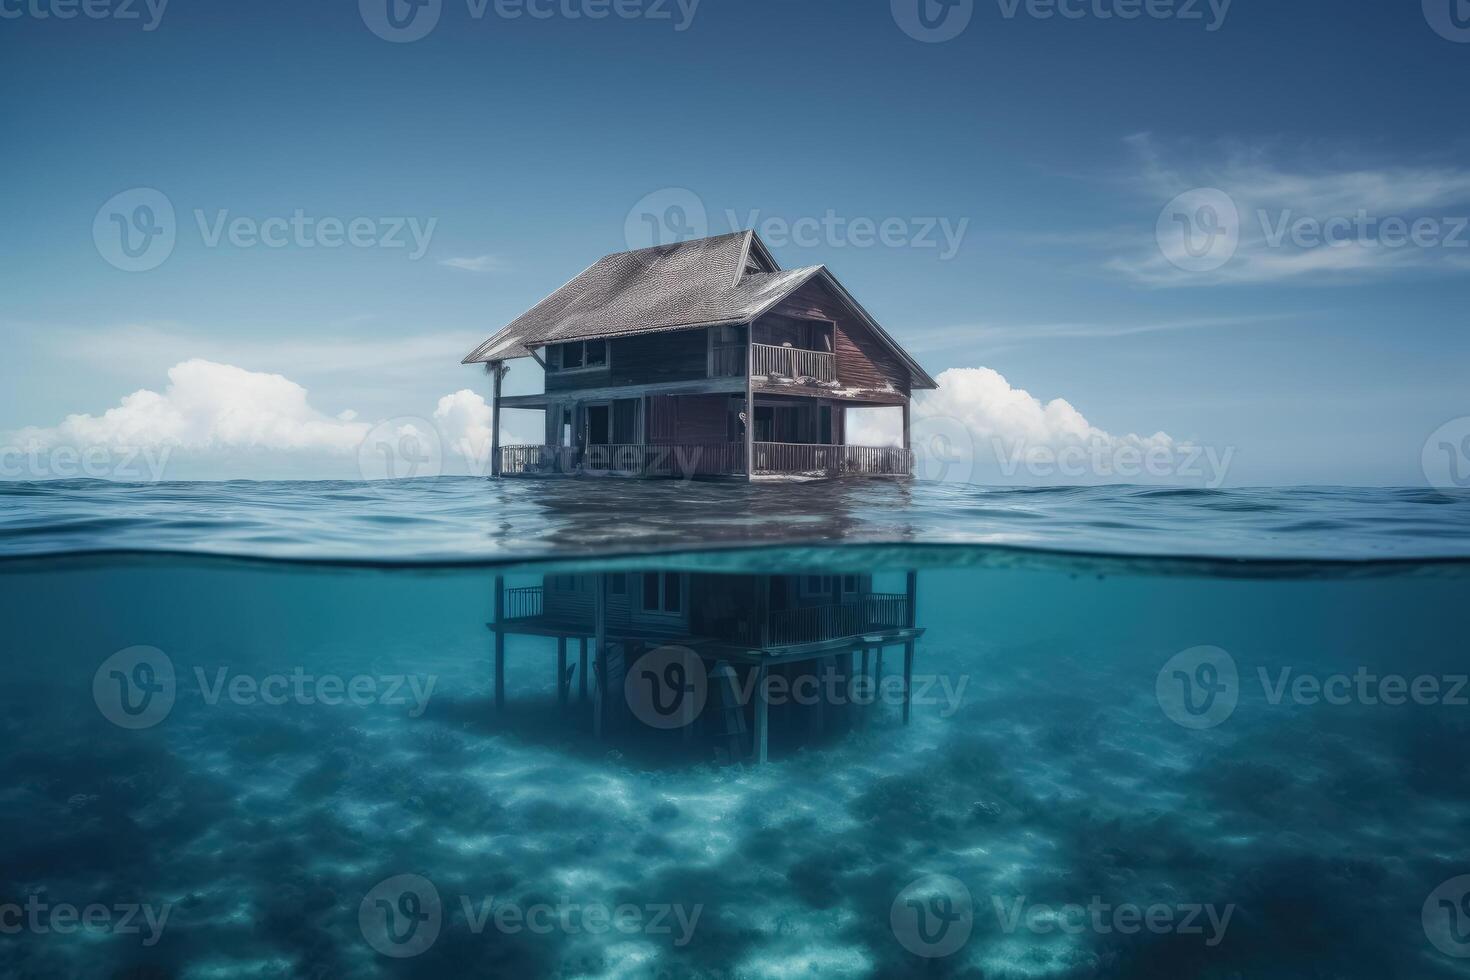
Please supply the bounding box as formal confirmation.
[503,586,544,620]
[751,343,836,383]
[498,443,911,478]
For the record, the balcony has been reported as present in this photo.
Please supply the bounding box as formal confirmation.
[751,343,836,383]
[498,443,912,478]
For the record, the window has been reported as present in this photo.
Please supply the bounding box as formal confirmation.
[639,572,684,616]
[550,340,608,372]
[610,575,626,595]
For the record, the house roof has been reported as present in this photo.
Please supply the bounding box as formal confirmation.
[462,230,938,389]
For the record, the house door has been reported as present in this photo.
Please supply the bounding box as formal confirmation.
[586,405,610,446]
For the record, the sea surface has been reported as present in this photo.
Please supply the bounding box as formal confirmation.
[2,480,1469,978]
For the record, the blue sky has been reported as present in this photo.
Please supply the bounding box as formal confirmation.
[3,0,1468,484]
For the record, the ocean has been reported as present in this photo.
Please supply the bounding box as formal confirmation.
[2,479,1468,978]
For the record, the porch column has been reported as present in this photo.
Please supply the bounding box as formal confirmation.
[489,361,504,478]
[901,398,911,452]
[744,333,755,481]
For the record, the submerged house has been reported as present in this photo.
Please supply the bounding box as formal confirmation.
[461,230,938,479]
[487,568,924,764]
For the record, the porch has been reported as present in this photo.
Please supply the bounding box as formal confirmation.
[498,441,912,479]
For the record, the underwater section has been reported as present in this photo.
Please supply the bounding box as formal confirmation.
[1,545,1468,977]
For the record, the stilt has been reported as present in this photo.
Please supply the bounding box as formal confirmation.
[557,637,568,706]
[809,659,827,739]
[578,638,589,702]
[753,664,769,765]
[593,575,607,738]
[494,631,505,711]
[902,640,914,725]
[859,647,872,730]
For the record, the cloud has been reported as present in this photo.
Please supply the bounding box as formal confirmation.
[904,367,1230,485]
[1109,134,1470,286]
[11,359,370,455]
[439,254,507,273]
[433,389,544,467]
[902,313,1290,352]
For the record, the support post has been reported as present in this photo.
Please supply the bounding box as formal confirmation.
[557,637,568,706]
[744,327,755,481]
[490,361,504,478]
[753,664,769,765]
[593,574,607,738]
[902,641,914,725]
[905,570,918,628]
[493,575,505,710]
[859,647,872,730]
[578,638,589,702]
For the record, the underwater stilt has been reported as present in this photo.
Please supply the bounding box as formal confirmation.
[902,641,914,725]
[557,637,568,705]
[752,664,769,765]
[578,638,588,701]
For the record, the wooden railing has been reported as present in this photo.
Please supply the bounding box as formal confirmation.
[500,443,911,478]
[711,343,745,377]
[751,343,836,383]
[762,593,911,647]
[503,586,543,620]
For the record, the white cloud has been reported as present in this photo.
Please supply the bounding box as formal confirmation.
[11,359,369,455]
[907,367,1229,485]
[439,254,507,273]
[1110,135,1470,286]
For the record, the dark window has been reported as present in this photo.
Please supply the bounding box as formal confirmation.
[586,342,606,366]
[610,575,626,595]
[551,340,607,371]
[642,572,660,611]
[663,573,682,613]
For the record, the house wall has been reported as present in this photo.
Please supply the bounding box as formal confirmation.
[760,279,911,396]
[648,394,732,444]
[545,328,710,393]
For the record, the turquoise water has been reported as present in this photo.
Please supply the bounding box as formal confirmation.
[2,482,1469,978]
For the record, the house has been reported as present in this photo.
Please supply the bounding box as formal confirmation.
[461,230,939,479]
[487,568,924,764]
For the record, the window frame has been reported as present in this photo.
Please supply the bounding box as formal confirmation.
[548,340,610,374]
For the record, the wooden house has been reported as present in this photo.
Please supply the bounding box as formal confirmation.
[461,230,939,479]
[487,569,924,764]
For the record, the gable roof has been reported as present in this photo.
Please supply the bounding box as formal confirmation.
[462,230,938,389]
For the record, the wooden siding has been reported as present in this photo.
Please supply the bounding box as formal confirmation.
[762,279,911,397]
[649,394,731,444]
[547,328,710,393]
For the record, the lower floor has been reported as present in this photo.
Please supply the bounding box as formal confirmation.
[499,391,911,479]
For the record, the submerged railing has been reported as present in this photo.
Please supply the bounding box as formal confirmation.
[751,343,836,383]
[503,586,543,620]
[747,593,910,647]
[498,443,911,478]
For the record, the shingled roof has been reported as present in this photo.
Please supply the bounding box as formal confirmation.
[462,230,937,389]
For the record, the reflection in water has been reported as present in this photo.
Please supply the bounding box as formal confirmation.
[488,568,924,764]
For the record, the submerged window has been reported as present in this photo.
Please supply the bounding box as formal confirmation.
[639,572,684,615]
